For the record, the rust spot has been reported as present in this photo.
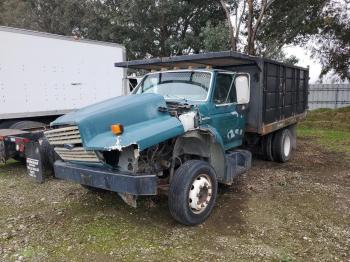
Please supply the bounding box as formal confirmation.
[261,112,307,135]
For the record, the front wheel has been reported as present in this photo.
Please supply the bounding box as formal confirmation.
[168,160,218,226]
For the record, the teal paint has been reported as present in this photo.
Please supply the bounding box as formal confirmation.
[52,93,185,151]
[52,70,246,153]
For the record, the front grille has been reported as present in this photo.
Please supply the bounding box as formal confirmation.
[44,126,82,145]
[44,125,100,163]
[54,147,99,162]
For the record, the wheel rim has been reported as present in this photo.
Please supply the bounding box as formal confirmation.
[188,174,213,214]
[284,134,291,157]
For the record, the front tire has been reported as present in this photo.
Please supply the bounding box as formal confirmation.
[168,160,218,226]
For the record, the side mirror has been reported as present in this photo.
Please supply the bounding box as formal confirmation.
[235,75,250,104]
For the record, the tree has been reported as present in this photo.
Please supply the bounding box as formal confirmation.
[258,0,327,55]
[311,0,350,80]
[105,0,225,58]
[0,0,226,59]
[218,0,275,55]
[200,21,231,52]
[246,0,275,55]
[260,0,349,80]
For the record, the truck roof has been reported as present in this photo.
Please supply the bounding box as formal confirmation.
[115,51,308,71]
[143,69,216,74]
[0,25,125,49]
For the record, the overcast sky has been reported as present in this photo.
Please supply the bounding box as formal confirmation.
[284,46,322,84]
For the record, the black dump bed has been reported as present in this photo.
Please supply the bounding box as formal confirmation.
[115,51,308,135]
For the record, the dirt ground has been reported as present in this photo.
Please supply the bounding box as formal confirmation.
[0,137,349,262]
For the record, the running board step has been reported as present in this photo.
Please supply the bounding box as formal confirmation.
[225,149,252,183]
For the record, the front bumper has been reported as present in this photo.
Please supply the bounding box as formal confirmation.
[54,160,158,195]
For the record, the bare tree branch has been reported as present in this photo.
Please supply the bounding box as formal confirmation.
[235,0,246,44]
[247,0,254,54]
[219,0,236,50]
[250,0,276,54]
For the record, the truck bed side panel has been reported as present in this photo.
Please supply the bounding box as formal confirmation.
[262,62,308,133]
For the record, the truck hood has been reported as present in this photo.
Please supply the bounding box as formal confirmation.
[51,93,185,151]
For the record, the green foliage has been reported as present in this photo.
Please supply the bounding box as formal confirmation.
[299,107,350,132]
[200,21,231,52]
[0,0,348,78]
[0,0,87,35]
[298,127,350,158]
[0,0,225,59]
[260,0,327,48]
[313,2,350,80]
[260,0,350,80]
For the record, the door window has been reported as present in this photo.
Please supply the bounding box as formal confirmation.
[213,73,236,104]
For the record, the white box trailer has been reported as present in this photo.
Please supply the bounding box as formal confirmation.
[0,26,127,164]
[0,26,127,121]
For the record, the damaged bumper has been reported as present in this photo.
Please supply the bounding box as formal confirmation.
[54,160,158,195]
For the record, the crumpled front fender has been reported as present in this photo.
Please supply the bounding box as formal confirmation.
[51,93,186,152]
[85,115,184,151]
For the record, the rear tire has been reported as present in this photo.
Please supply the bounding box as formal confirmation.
[168,160,218,226]
[261,133,274,161]
[272,128,292,163]
[10,121,45,130]
[0,120,18,129]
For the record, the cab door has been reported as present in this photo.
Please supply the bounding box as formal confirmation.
[208,72,245,150]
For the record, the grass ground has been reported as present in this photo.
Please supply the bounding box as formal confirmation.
[298,106,350,158]
[0,107,349,261]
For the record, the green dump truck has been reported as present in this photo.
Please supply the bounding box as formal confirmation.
[43,51,308,225]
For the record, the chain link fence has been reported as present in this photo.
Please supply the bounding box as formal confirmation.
[308,84,350,110]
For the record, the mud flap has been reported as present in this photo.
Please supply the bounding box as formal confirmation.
[0,141,5,163]
[25,142,44,183]
[118,192,137,208]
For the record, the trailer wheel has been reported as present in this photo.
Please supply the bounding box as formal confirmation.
[10,121,45,163]
[272,128,292,163]
[168,160,217,226]
[10,121,45,130]
[261,133,274,161]
[0,120,18,129]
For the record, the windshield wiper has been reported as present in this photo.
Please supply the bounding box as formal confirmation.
[164,94,188,102]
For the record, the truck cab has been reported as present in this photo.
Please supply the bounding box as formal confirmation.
[44,51,308,225]
[133,69,250,150]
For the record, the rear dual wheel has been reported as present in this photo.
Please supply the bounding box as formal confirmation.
[262,128,293,163]
[273,128,292,163]
[262,133,274,161]
[168,160,218,226]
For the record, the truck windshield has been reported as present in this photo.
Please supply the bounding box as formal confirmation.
[135,71,211,101]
